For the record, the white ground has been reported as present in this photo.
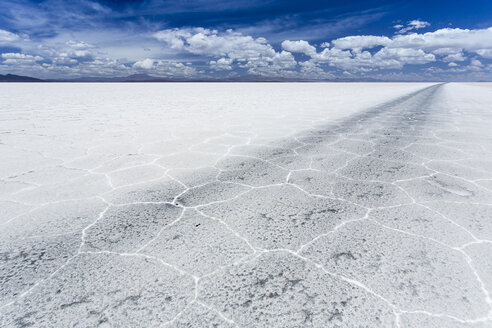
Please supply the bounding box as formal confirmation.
[1,82,492,327]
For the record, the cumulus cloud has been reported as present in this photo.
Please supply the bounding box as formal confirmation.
[390,28,492,52]
[150,25,492,77]
[133,58,154,70]
[476,49,492,59]
[1,53,43,64]
[470,58,483,67]
[154,27,299,77]
[2,21,492,80]
[374,48,435,65]
[0,29,19,43]
[442,52,466,62]
[331,35,391,50]
[154,28,276,60]
[302,26,492,72]
[281,40,316,56]
[210,57,233,70]
[133,58,197,77]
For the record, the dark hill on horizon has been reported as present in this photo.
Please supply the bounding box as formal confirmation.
[0,74,44,82]
[0,73,411,82]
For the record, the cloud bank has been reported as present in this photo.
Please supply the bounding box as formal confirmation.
[1,23,492,80]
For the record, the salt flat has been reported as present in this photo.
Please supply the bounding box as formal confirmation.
[1,82,492,327]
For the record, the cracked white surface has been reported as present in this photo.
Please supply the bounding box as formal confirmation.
[1,82,492,327]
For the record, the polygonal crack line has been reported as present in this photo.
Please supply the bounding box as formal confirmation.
[402,145,474,162]
[459,248,492,318]
[329,155,363,174]
[110,171,171,189]
[78,205,111,253]
[89,160,164,185]
[370,218,492,318]
[417,203,481,242]
[134,207,187,254]
[194,208,257,254]
[333,170,427,196]
[80,250,192,277]
[160,302,190,327]
[5,194,111,210]
[179,207,487,327]
[0,251,79,310]
[286,180,370,209]
[217,153,289,172]
[0,204,41,226]
[163,171,188,188]
[7,165,88,188]
[423,161,492,191]
[391,183,418,204]
[0,179,40,196]
[295,208,372,254]
[174,186,253,209]
[195,300,239,327]
[474,181,492,193]
[433,170,492,194]
[5,145,63,164]
[297,253,404,320]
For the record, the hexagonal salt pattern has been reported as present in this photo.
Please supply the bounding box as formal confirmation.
[300,221,489,319]
[0,234,81,306]
[198,251,396,327]
[200,184,366,250]
[2,82,492,327]
[81,203,182,253]
[166,302,236,328]
[399,313,492,328]
[0,253,195,327]
[369,204,474,247]
[140,209,253,276]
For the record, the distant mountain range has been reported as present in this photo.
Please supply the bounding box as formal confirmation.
[0,74,44,82]
[0,73,389,83]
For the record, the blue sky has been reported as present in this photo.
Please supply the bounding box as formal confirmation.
[1,0,492,80]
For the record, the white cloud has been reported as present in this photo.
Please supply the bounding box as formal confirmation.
[2,22,492,80]
[314,26,492,72]
[470,58,483,67]
[331,35,391,50]
[373,48,435,65]
[154,28,276,60]
[133,58,155,70]
[154,27,300,77]
[396,20,431,34]
[0,29,19,43]
[281,40,316,56]
[210,57,233,70]
[443,52,466,62]
[391,28,492,52]
[1,53,43,64]
[409,20,431,29]
[153,25,492,76]
[133,58,197,77]
[66,40,95,49]
[2,53,41,60]
[476,49,492,59]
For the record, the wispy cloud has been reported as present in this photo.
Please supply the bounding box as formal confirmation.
[394,20,431,34]
[1,0,492,80]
